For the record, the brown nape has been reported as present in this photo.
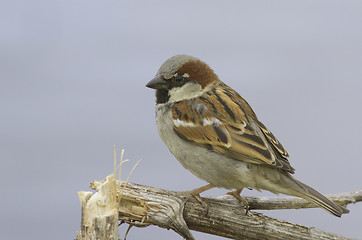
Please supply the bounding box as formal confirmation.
[177,60,220,89]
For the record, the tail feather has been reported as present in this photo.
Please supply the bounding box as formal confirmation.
[292,179,349,217]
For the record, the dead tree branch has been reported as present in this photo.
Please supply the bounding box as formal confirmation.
[212,190,362,211]
[85,177,361,240]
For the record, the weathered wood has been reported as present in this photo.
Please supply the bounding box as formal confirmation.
[77,175,119,240]
[88,178,360,240]
[233,190,362,211]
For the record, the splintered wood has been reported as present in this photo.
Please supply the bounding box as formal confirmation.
[77,174,119,240]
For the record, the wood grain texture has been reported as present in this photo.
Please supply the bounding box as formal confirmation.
[86,178,361,240]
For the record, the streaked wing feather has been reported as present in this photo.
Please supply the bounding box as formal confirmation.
[172,83,294,173]
[257,120,289,158]
[172,101,231,148]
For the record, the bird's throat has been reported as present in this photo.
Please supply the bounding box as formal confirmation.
[155,89,170,104]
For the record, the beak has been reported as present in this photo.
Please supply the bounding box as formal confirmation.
[146,75,167,89]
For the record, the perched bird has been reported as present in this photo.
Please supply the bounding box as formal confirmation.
[146,55,349,217]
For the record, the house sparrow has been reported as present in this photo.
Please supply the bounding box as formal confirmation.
[146,55,349,217]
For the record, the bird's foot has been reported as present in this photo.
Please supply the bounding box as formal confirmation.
[176,184,215,210]
[226,189,249,214]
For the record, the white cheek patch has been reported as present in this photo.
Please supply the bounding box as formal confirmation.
[168,82,203,103]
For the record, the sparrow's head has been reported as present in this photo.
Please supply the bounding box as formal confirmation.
[146,55,219,104]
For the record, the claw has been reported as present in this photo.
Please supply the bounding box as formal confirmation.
[176,184,215,214]
[227,189,249,214]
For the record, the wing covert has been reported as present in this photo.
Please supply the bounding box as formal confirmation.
[171,83,294,173]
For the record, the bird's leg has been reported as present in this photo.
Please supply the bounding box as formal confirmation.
[177,183,215,208]
[227,188,249,214]
[186,183,216,195]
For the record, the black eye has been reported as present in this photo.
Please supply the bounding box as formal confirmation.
[171,75,188,87]
[174,75,184,81]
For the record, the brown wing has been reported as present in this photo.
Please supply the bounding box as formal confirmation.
[172,100,232,149]
[257,120,289,159]
[172,82,294,173]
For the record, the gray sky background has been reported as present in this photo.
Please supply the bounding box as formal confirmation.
[1,1,361,239]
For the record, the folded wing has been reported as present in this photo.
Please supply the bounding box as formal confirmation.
[172,83,294,173]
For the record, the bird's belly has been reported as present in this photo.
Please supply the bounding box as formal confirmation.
[174,144,256,190]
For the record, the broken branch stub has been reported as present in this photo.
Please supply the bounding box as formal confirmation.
[77,174,119,240]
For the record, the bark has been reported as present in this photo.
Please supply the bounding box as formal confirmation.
[84,177,361,240]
